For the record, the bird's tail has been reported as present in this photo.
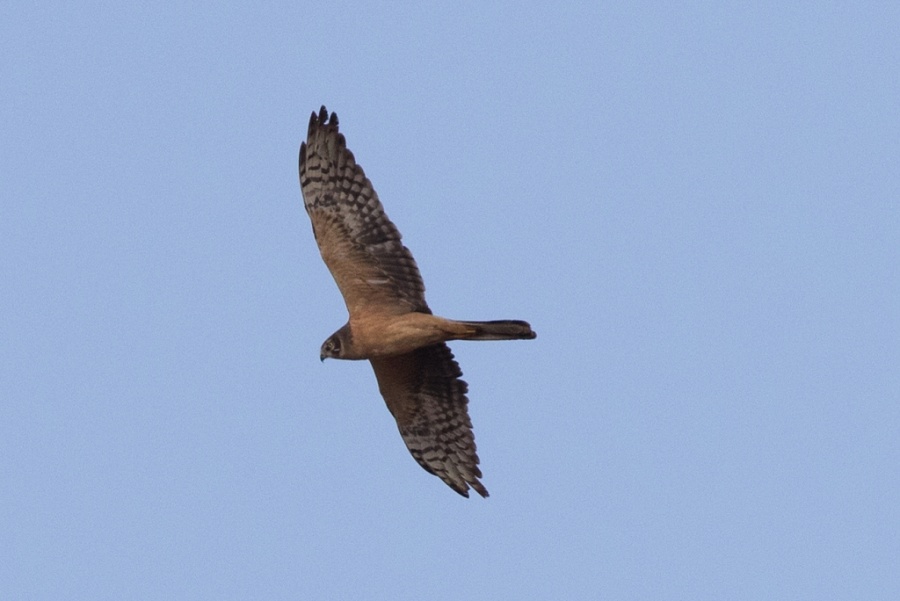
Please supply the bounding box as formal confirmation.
[454,319,536,341]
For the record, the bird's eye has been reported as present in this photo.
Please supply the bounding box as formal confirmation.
[330,338,340,353]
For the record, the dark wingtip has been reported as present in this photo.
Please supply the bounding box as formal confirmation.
[317,105,337,126]
[471,481,490,498]
[307,105,339,137]
[449,478,489,499]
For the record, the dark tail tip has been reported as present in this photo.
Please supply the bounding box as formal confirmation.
[469,319,536,340]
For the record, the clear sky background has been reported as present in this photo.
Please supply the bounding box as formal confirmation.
[2,3,898,599]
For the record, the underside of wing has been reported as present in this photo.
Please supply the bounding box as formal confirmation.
[299,106,428,316]
[369,343,488,498]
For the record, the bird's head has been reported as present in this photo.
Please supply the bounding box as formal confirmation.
[320,326,350,361]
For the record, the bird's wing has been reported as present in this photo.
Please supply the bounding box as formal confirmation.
[369,343,488,498]
[299,106,428,317]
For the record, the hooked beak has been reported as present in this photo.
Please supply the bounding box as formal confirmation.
[319,353,326,362]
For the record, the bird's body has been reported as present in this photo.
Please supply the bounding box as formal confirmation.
[299,106,535,497]
[330,313,535,360]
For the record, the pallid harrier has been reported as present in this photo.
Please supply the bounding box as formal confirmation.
[299,106,535,497]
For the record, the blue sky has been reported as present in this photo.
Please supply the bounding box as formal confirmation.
[2,2,898,599]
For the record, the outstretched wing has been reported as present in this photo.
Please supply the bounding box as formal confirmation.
[299,106,428,317]
[369,344,488,498]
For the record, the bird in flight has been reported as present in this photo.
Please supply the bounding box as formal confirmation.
[298,106,535,497]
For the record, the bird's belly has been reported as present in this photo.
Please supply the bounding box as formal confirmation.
[350,313,449,357]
